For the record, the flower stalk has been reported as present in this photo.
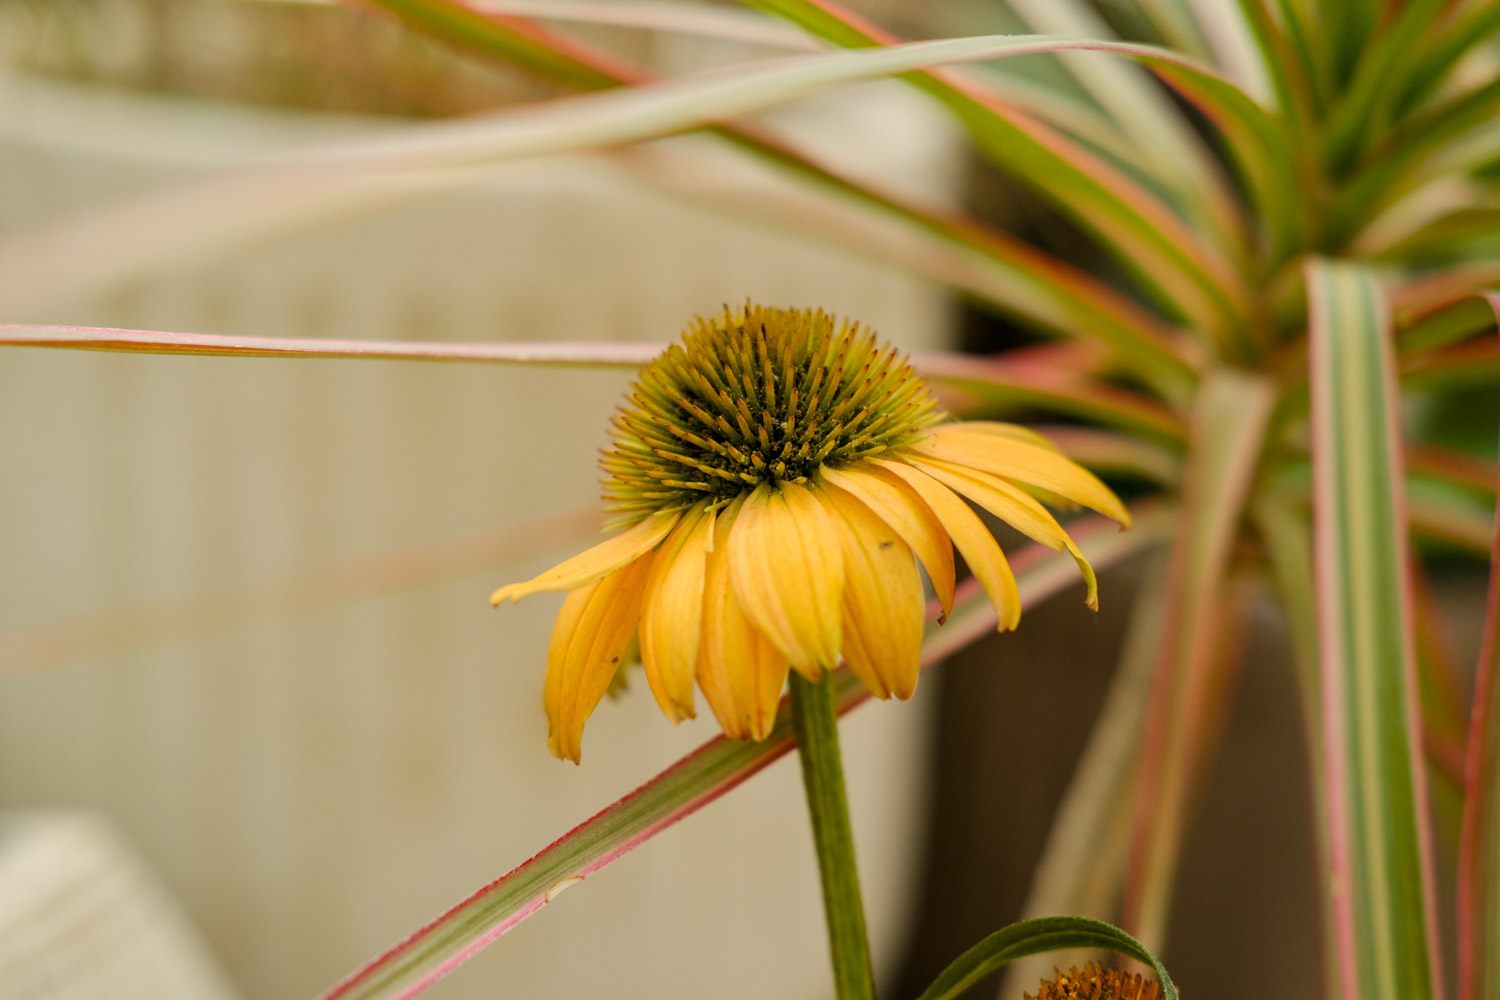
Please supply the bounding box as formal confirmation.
[789,670,876,1000]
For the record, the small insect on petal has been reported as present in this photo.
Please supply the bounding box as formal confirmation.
[820,461,956,621]
[874,459,1021,632]
[817,484,925,700]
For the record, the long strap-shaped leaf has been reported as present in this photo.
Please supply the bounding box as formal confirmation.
[2,13,1197,400]
[998,554,1170,1000]
[1307,259,1442,1000]
[314,506,1170,1000]
[1121,367,1274,949]
[1003,0,1242,253]
[1254,491,1346,1000]
[738,0,1280,357]
[1458,296,1500,1000]
[0,324,664,367]
[0,325,1184,450]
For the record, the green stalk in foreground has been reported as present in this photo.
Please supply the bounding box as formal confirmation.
[789,671,876,1000]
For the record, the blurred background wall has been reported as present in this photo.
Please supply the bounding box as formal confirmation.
[0,2,966,997]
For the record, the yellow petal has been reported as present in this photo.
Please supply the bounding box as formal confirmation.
[936,420,1060,451]
[819,461,956,621]
[698,503,789,741]
[819,485,925,700]
[907,455,1100,610]
[873,458,1021,632]
[543,553,654,763]
[727,481,844,679]
[491,509,680,605]
[912,425,1130,527]
[639,504,714,723]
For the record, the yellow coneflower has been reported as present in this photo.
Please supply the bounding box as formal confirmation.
[1025,962,1163,1000]
[492,305,1129,762]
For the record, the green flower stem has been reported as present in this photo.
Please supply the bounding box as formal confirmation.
[788,670,876,1000]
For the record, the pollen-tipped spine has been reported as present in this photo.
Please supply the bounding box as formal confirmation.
[603,305,940,524]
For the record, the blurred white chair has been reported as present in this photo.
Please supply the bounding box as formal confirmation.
[0,812,241,1000]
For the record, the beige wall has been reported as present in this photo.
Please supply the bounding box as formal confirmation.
[0,66,961,999]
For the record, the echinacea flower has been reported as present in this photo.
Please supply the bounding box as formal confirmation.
[1024,962,1163,1000]
[492,305,1128,762]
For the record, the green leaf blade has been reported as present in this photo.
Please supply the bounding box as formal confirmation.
[1458,295,1500,1000]
[1122,368,1275,949]
[738,0,1255,354]
[1307,259,1443,1000]
[914,915,1178,1000]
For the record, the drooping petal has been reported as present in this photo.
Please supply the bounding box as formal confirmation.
[873,458,1021,632]
[819,461,956,620]
[818,484,925,700]
[727,481,844,679]
[490,509,679,605]
[638,504,714,723]
[912,424,1131,526]
[907,455,1100,610]
[937,420,1061,451]
[698,503,789,741]
[543,554,654,763]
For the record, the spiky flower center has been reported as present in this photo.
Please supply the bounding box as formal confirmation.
[602,305,940,522]
[1025,963,1163,1000]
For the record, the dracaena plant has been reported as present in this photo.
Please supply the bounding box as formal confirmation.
[3,0,1500,998]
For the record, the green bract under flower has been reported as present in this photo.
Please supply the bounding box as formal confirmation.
[601,305,940,524]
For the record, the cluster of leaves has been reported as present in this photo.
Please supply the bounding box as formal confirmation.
[4,0,1500,998]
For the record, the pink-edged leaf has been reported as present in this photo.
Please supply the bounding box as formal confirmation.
[613,141,1198,400]
[1120,368,1275,950]
[742,0,1259,353]
[0,506,601,675]
[341,0,640,91]
[1408,445,1500,500]
[1308,259,1442,1000]
[0,327,1188,454]
[2,16,1204,397]
[1402,339,1500,394]
[999,552,1169,997]
[1253,492,1345,1000]
[1,326,1121,404]
[1396,297,1499,358]
[433,0,823,50]
[0,325,663,367]
[1410,560,1473,796]
[1410,493,1498,556]
[917,352,1188,446]
[352,0,1197,397]
[1003,0,1242,253]
[1395,264,1500,320]
[315,504,1172,1000]
[1458,300,1500,1000]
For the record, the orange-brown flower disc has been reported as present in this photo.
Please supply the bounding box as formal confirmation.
[1024,962,1164,1000]
[601,304,940,524]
